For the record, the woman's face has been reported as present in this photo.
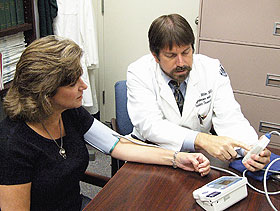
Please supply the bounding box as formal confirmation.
[50,77,88,112]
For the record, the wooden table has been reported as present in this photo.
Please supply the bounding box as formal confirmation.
[84,153,280,210]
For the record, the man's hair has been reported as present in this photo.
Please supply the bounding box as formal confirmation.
[148,14,195,57]
[4,35,83,122]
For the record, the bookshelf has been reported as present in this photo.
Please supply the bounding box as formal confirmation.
[0,0,36,44]
[0,0,36,96]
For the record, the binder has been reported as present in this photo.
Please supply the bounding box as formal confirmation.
[9,0,16,26]
[15,0,24,25]
[4,0,11,28]
[0,0,6,30]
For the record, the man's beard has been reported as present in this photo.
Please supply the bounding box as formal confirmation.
[160,64,192,83]
[171,65,192,83]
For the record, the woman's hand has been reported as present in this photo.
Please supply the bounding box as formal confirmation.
[177,152,211,176]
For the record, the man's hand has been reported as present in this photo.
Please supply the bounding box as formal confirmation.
[242,148,271,172]
[177,152,211,176]
[195,133,251,161]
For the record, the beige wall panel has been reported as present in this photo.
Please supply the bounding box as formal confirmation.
[235,93,280,149]
[199,0,280,46]
[198,40,280,98]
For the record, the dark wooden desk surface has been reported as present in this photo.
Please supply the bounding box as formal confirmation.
[84,153,280,211]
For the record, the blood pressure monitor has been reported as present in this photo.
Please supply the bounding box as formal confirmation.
[193,176,248,211]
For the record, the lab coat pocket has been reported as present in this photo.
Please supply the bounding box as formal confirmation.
[196,104,212,130]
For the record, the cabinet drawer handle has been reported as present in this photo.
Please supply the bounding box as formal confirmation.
[195,16,199,25]
[259,121,280,134]
[266,74,280,88]
[273,22,280,36]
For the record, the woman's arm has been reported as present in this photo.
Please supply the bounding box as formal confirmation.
[83,118,210,175]
[0,183,31,211]
[111,138,210,176]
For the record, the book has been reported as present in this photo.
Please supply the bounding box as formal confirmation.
[0,0,6,30]
[15,0,24,25]
[9,0,16,26]
[4,0,11,28]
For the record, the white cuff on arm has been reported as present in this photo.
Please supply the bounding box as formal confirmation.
[181,130,199,152]
[84,119,120,154]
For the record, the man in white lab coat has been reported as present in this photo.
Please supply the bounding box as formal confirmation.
[127,14,271,171]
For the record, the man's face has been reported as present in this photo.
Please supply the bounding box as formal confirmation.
[152,44,193,83]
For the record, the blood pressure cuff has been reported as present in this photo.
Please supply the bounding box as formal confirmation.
[229,153,280,181]
[84,119,120,154]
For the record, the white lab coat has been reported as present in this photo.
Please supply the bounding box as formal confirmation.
[127,54,258,151]
[53,0,99,111]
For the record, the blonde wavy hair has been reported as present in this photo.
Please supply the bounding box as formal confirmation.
[4,35,83,122]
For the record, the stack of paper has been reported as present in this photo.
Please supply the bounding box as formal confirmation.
[0,32,26,90]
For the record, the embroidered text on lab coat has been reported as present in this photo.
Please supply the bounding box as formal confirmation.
[195,89,213,107]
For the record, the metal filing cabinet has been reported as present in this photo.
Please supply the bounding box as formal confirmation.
[197,0,280,148]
